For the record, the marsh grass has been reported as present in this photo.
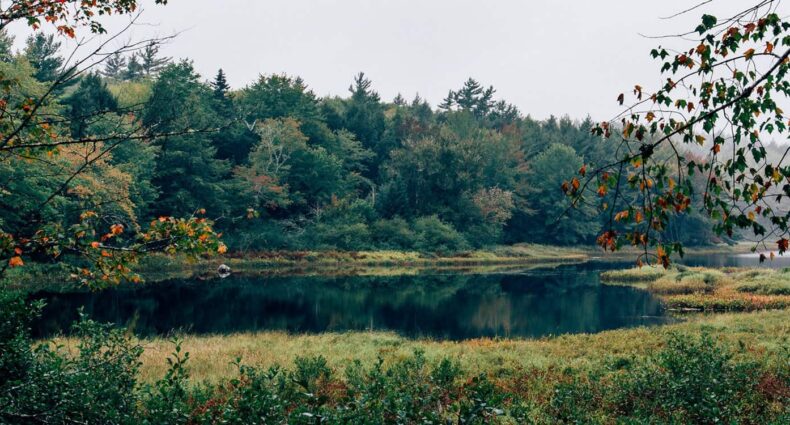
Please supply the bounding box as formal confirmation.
[648,269,730,295]
[733,268,790,295]
[604,266,790,311]
[50,310,790,385]
[600,265,668,283]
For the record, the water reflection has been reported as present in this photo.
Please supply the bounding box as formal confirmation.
[680,253,790,269]
[32,264,673,340]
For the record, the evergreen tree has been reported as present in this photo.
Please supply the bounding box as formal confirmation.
[143,61,234,217]
[343,72,385,177]
[440,78,496,119]
[212,69,231,97]
[210,68,233,115]
[63,73,119,138]
[124,55,143,81]
[23,33,64,82]
[0,29,14,63]
[208,68,257,164]
[101,52,127,79]
[393,93,406,106]
[137,42,171,76]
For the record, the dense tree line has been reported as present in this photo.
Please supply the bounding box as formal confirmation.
[0,33,723,254]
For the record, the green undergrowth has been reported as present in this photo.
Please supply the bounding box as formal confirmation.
[4,291,789,424]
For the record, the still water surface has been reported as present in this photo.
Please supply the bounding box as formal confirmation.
[30,253,790,340]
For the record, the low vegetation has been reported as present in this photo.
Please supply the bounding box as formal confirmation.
[602,266,790,311]
[3,293,788,424]
[0,244,591,292]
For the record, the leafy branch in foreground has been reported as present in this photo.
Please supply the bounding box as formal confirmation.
[565,2,790,266]
[0,0,231,288]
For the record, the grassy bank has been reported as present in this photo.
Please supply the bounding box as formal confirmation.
[1,244,591,291]
[4,243,756,291]
[49,309,789,385]
[602,266,790,311]
[174,244,591,272]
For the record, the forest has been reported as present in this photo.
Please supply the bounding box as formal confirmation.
[0,30,728,260]
[2,1,789,424]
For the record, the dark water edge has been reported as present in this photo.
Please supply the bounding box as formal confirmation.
[30,252,785,341]
[31,262,676,341]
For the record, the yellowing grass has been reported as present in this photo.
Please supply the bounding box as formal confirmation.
[603,266,790,311]
[51,310,790,384]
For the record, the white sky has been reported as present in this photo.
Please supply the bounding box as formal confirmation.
[7,0,776,120]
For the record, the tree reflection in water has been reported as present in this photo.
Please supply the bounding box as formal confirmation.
[32,264,673,340]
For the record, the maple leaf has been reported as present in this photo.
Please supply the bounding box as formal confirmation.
[778,238,789,254]
[8,256,24,267]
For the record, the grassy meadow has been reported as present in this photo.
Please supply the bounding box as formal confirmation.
[46,308,789,385]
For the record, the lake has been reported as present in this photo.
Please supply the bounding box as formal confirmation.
[29,252,790,340]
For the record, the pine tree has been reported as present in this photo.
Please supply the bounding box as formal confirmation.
[209,68,257,164]
[23,33,64,82]
[0,29,14,63]
[64,73,119,138]
[143,62,233,217]
[211,69,231,104]
[393,93,406,106]
[343,72,385,178]
[137,42,171,77]
[124,55,143,81]
[102,52,127,79]
[440,78,496,119]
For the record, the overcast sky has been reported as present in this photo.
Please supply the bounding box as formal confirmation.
[8,0,769,120]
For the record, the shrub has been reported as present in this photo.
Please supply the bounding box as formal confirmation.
[226,220,304,251]
[370,217,417,250]
[607,332,776,424]
[1,295,143,424]
[309,222,373,251]
[412,215,469,253]
[303,199,375,251]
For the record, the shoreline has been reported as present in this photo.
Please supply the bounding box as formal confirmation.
[1,243,755,292]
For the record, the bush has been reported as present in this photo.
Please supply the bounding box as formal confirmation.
[370,217,417,250]
[412,215,469,253]
[303,199,375,251]
[608,333,769,423]
[226,220,305,251]
[1,295,143,424]
[309,222,373,251]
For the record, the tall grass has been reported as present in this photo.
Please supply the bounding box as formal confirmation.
[602,266,790,312]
